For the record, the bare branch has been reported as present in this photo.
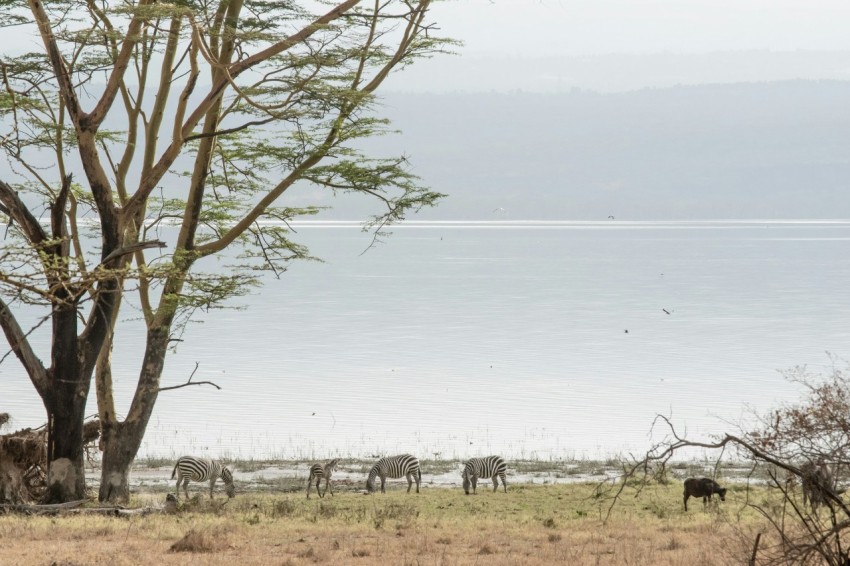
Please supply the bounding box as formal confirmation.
[158,362,221,392]
[0,295,49,396]
[100,240,166,267]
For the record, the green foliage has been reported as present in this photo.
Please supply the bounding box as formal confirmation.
[1,0,452,318]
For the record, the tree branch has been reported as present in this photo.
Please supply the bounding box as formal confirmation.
[157,362,221,392]
[83,0,154,130]
[123,0,363,221]
[0,295,49,396]
[100,240,166,267]
[0,180,49,246]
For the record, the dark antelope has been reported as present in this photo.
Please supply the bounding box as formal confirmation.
[683,477,726,511]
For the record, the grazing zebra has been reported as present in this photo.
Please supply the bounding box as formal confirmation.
[462,456,507,495]
[171,456,236,499]
[307,458,339,499]
[366,454,421,494]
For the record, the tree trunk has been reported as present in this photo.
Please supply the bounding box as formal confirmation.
[98,327,170,503]
[43,305,88,504]
[97,422,133,503]
[43,399,87,503]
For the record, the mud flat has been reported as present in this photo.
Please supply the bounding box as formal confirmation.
[114,458,760,495]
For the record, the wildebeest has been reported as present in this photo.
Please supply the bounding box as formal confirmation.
[801,460,837,511]
[683,477,727,511]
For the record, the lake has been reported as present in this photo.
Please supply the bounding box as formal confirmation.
[2,220,849,462]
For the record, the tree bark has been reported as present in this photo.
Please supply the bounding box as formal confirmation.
[98,327,170,503]
[43,304,88,503]
[97,422,132,503]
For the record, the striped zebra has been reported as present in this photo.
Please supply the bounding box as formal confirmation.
[462,455,507,495]
[171,456,236,499]
[366,454,421,494]
[306,458,339,499]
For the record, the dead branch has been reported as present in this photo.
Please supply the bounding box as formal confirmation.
[0,499,159,517]
[158,362,221,392]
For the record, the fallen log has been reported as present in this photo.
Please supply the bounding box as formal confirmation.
[0,500,160,517]
[0,499,86,514]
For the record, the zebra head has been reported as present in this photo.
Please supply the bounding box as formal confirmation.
[327,458,339,472]
[366,466,378,493]
[461,463,473,494]
[222,467,236,498]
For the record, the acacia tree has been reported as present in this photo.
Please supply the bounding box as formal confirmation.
[0,0,451,503]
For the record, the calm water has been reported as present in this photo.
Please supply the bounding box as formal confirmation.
[2,220,849,461]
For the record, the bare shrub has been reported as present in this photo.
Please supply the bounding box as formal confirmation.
[169,529,228,553]
[274,499,298,518]
[374,501,418,529]
[609,358,850,566]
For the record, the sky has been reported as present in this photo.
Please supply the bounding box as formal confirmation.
[379,0,850,92]
[436,0,850,56]
[7,2,850,92]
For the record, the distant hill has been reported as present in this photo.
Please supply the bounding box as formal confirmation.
[311,80,850,221]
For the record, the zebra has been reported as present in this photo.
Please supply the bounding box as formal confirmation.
[462,455,507,495]
[306,458,339,499]
[171,456,236,499]
[366,454,421,494]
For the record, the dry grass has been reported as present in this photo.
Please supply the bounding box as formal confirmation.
[0,482,768,565]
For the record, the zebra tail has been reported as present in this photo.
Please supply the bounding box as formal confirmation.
[171,461,179,479]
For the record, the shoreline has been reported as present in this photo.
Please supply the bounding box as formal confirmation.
[104,457,761,495]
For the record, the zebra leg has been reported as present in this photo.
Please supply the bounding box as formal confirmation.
[209,477,216,499]
[502,473,507,493]
[381,476,386,493]
[306,475,312,498]
[317,478,324,498]
[471,476,478,494]
[406,473,413,493]
[492,475,498,492]
[324,479,333,497]
[182,478,190,500]
[415,472,420,494]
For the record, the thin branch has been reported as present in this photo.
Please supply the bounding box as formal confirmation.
[100,240,166,267]
[158,362,221,392]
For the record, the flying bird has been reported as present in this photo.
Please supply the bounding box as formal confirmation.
[662,308,671,315]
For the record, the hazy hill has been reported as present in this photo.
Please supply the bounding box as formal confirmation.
[315,80,850,221]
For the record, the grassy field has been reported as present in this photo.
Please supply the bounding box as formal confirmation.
[0,480,772,565]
